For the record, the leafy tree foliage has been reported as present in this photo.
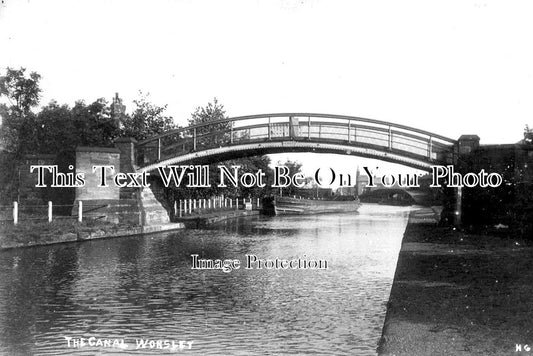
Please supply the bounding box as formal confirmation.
[34,101,74,153]
[0,67,42,153]
[524,125,533,145]
[0,67,41,116]
[121,91,175,141]
[189,97,227,126]
[233,155,273,198]
[29,99,120,154]
[189,97,231,148]
[277,159,303,196]
[74,98,119,146]
[0,67,43,201]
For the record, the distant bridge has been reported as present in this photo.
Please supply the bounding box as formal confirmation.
[135,113,457,172]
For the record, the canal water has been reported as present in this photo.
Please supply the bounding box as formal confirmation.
[0,204,411,355]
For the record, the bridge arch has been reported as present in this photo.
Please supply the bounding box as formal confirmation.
[135,113,456,172]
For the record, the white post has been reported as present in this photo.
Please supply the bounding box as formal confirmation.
[179,200,183,217]
[203,199,206,209]
[193,199,197,210]
[174,201,177,216]
[188,199,192,214]
[230,199,233,208]
[13,201,18,225]
[257,198,260,208]
[236,198,239,210]
[78,201,83,222]
[183,200,187,215]
[48,201,53,223]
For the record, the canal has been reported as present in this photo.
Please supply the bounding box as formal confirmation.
[0,204,412,355]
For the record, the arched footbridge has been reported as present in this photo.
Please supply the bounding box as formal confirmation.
[135,113,457,172]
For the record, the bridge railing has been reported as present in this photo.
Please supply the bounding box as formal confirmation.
[136,114,456,168]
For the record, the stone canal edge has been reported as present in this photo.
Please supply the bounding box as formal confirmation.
[378,207,533,356]
[0,210,259,250]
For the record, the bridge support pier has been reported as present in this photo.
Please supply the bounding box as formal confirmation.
[73,141,170,226]
[449,134,533,234]
[447,135,481,229]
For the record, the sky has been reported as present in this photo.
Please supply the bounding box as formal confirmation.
[1,0,532,178]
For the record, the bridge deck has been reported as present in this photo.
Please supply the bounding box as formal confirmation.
[135,113,456,171]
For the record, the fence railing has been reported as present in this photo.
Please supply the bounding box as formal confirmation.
[136,113,457,169]
[174,197,261,218]
[0,198,261,224]
[0,201,107,225]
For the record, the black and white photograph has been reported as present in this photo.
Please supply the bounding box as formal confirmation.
[0,1,532,355]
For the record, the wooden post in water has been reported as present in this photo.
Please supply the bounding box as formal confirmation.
[48,201,53,223]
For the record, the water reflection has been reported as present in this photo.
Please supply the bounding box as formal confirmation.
[0,204,411,355]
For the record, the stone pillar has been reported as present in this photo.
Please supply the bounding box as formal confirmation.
[114,137,137,173]
[75,147,121,201]
[450,135,481,228]
[456,135,480,159]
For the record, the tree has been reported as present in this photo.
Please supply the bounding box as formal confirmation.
[277,159,303,197]
[121,91,175,141]
[34,101,74,153]
[232,155,273,198]
[0,68,42,202]
[72,98,119,147]
[26,98,120,154]
[189,97,226,125]
[524,125,533,145]
[189,97,231,148]
[0,67,42,153]
[0,67,41,116]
